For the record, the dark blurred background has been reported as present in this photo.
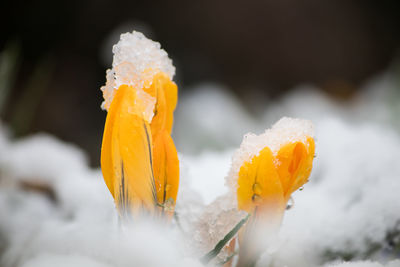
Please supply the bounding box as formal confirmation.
[1,0,400,166]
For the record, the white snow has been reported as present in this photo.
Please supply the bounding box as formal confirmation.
[180,150,233,205]
[174,84,259,153]
[100,31,175,118]
[0,129,188,267]
[20,253,113,267]
[325,260,400,267]
[240,117,314,157]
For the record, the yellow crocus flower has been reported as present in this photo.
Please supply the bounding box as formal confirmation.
[237,137,315,221]
[232,118,315,266]
[100,31,179,218]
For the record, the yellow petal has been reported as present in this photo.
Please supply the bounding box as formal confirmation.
[101,86,124,198]
[101,84,157,216]
[237,147,285,218]
[153,130,180,214]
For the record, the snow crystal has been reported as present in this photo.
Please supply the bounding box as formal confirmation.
[100,31,175,117]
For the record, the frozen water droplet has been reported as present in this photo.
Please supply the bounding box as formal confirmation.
[252,194,262,204]
[286,197,294,210]
[252,183,262,195]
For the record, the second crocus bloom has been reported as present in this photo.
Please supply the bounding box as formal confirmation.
[237,135,315,222]
[229,117,315,222]
[227,117,315,266]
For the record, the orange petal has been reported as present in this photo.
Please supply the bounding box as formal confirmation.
[287,137,315,196]
[276,138,315,201]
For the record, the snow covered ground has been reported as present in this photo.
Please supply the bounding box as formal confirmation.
[1,72,400,266]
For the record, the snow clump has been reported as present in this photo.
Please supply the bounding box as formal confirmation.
[100,31,175,111]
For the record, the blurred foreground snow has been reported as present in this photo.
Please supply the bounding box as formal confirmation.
[1,72,400,266]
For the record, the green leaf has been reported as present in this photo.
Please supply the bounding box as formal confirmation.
[200,214,250,265]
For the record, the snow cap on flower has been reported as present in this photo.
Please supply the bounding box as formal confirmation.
[100,31,175,119]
